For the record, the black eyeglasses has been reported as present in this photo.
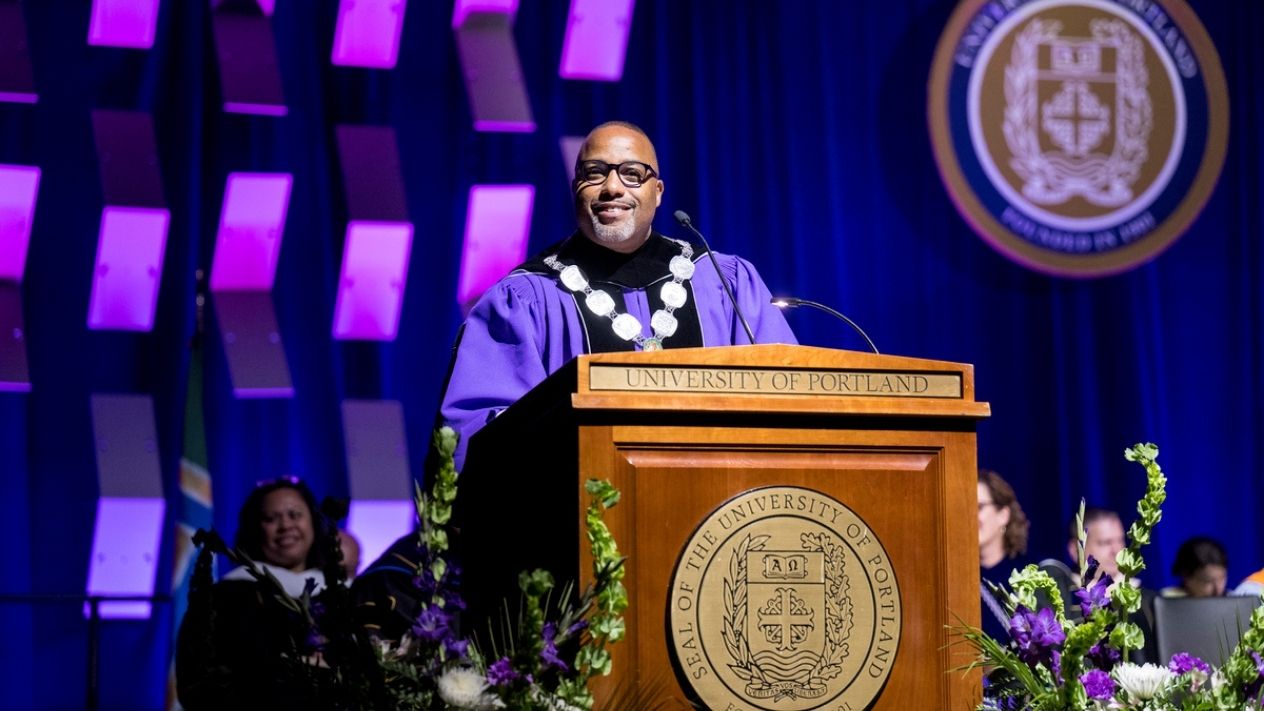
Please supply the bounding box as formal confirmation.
[574,160,658,188]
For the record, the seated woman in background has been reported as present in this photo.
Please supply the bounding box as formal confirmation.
[978,469,1038,641]
[1162,536,1228,598]
[177,477,340,709]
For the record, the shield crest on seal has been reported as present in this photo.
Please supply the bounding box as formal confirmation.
[744,550,827,699]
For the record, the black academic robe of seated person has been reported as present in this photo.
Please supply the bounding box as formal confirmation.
[176,568,334,710]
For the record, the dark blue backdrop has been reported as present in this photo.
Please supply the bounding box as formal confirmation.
[1,1,1259,708]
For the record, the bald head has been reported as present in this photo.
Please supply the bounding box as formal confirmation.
[573,122,664,253]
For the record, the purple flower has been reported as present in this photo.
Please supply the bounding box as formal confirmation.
[1075,575,1111,618]
[1008,606,1065,664]
[1080,669,1115,700]
[411,605,453,642]
[540,621,568,672]
[487,657,520,687]
[444,636,469,659]
[1087,642,1121,668]
[1246,651,1264,699]
[1168,652,1211,676]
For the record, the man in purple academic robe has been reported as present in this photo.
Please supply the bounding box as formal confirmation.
[439,121,796,468]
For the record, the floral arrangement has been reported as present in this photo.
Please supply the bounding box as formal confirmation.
[963,443,1264,710]
[187,427,629,710]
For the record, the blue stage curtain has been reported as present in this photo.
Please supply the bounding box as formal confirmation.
[1,1,1259,707]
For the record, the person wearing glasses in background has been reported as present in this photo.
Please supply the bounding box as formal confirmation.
[439,121,796,468]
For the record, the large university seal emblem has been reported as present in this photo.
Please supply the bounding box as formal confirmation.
[929,0,1228,277]
[669,487,901,710]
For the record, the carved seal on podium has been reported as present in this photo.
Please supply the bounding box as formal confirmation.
[669,486,903,710]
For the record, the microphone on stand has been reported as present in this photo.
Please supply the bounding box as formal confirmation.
[771,296,880,354]
[673,210,757,345]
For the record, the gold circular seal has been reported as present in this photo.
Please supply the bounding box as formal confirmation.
[928,0,1228,277]
[668,487,901,710]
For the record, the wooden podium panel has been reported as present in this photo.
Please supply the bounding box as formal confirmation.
[457,346,988,710]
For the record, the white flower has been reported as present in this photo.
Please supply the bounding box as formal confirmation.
[437,667,500,709]
[1112,662,1174,701]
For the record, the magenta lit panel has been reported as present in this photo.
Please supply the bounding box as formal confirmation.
[214,291,293,398]
[0,283,29,392]
[0,164,39,282]
[88,393,165,619]
[457,185,533,309]
[332,0,408,69]
[559,0,634,81]
[92,110,165,208]
[454,12,535,133]
[332,221,413,341]
[559,135,583,183]
[342,399,410,499]
[86,498,165,618]
[347,500,414,577]
[0,1,37,104]
[451,0,517,28]
[87,207,170,332]
[342,399,412,570]
[88,0,160,49]
[209,172,292,291]
[256,0,275,15]
[212,5,287,116]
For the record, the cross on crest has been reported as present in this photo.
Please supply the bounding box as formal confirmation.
[756,586,815,652]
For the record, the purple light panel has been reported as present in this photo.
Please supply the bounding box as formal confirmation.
[559,135,583,184]
[451,0,518,28]
[347,500,415,576]
[332,222,413,341]
[0,1,37,103]
[92,110,165,208]
[212,4,287,116]
[0,283,29,392]
[342,399,413,571]
[87,207,170,331]
[559,0,634,81]
[454,11,535,132]
[210,172,292,291]
[88,0,161,49]
[88,394,165,619]
[332,0,408,69]
[86,498,166,618]
[0,165,39,281]
[457,185,533,309]
[213,291,293,398]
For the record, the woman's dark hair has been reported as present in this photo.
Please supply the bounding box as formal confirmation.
[234,478,332,570]
[1171,536,1228,579]
[978,469,1030,558]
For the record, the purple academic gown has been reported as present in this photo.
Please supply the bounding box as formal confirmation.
[440,233,797,469]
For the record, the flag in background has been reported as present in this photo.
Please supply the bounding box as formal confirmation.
[166,291,213,711]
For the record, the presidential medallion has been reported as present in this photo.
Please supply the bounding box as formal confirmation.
[669,486,902,710]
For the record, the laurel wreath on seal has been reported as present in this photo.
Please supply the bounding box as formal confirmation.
[722,532,853,697]
[1002,18,1153,208]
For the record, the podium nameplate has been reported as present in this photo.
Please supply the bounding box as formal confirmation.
[588,364,962,398]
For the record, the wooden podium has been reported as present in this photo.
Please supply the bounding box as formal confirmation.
[457,345,989,710]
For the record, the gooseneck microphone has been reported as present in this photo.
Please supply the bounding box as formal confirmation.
[674,210,757,345]
[771,296,880,354]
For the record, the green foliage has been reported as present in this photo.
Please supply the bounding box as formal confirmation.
[959,442,1264,711]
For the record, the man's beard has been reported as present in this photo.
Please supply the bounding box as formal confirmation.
[586,209,640,246]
